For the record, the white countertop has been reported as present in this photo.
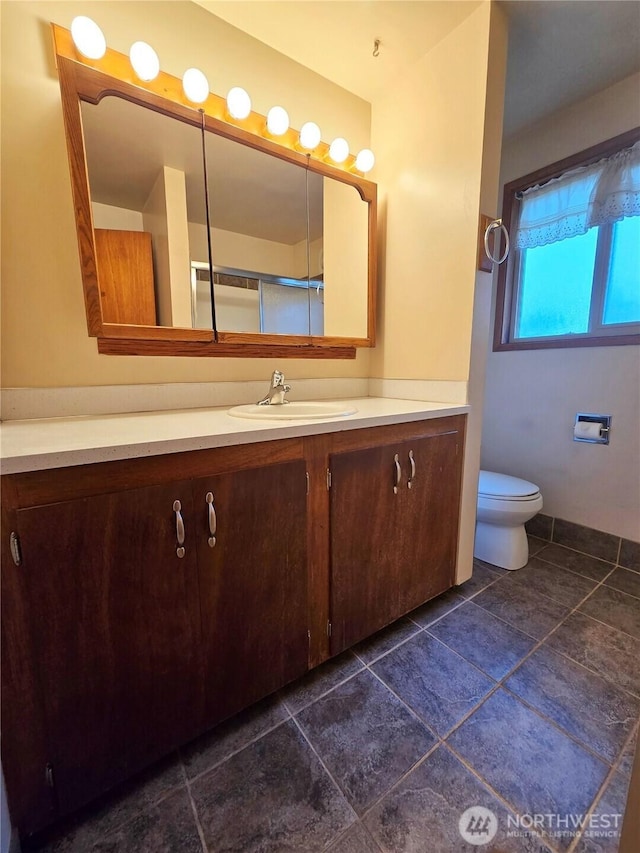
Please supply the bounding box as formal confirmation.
[0,397,469,474]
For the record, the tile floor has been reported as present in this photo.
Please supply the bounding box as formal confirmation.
[29,535,639,853]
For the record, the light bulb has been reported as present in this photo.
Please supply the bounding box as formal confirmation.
[182,68,209,104]
[355,148,375,173]
[70,16,106,60]
[329,137,349,164]
[129,41,160,82]
[299,121,321,150]
[267,106,289,136]
[226,87,251,120]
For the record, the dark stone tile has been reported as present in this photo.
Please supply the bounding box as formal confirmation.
[457,562,502,598]
[91,790,201,853]
[473,578,571,640]
[605,566,640,599]
[364,745,554,853]
[553,518,620,563]
[505,645,640,764]
[618,726,637,777]
[297,670,435,814]
[448,689,609,850]
[409,589,466,627]
[504,557,598,608]
[572,772,630,853]
[526,513,553,541]
[547,612,640,697]
[536,543,614,582]
[30,755,185,852]
[181,694,288,779]
[281,651,363,714]
[428,601,536,680]
[326,822,380,852]
[579,585,640,640]
[619,538,640,572]
[190,720,354,852]
[352,617,420,664]
[371,632,494,736]
[528,535,547,557]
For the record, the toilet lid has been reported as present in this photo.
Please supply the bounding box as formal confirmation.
[478,470,539,499]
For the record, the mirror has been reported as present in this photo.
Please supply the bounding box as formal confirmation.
[54,23,376,358]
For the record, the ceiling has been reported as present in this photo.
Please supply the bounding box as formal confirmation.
[82,96,324,244]
[196,0,640,137]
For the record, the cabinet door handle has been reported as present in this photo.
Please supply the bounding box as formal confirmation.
[408,450,416,489]
[173,499,186,558]
[393,453,402,494]
[206,492,217,548]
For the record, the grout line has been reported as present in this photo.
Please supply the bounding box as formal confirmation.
[353,622,422,666]
[179,761,209,853]
[550,516,555,542]
[356,739,443,824]
[443,742,561,853]
[282,659,365,716]
[181,713,291,787]
[289,715,359,825]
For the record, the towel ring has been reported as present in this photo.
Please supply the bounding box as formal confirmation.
[484,218,510,265]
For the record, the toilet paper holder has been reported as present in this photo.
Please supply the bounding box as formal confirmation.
[574,413,611,445]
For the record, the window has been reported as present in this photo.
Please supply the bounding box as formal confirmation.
[494,129,640,351]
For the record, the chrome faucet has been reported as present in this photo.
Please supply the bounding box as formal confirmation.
[257,369,292,405]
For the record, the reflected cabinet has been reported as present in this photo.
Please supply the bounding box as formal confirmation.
[54,24,376,358]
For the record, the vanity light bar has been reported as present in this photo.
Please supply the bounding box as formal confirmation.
[67,16,375,175]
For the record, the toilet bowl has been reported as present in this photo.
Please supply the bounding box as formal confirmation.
[474,470,543,570]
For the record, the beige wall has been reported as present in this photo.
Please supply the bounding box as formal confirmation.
[0,0,372,387]
[370,1,494,383]
[482,72,640,541]
[457,1,508,583]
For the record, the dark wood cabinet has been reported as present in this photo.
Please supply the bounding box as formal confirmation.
[15,481,202,816]
[1,416,465,838]
[329,426,464,654]
[193,461,308,726]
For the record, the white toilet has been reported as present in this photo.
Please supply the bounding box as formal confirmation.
[475,470,543,571]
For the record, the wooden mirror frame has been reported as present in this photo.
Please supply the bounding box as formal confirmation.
[53,24,377,359]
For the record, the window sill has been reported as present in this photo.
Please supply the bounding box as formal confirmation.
[493,332,640,352]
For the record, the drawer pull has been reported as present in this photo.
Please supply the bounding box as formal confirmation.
[408,450,416,489]
[206,492,217,548]
[173,499,185,557]
[393,454,401,494]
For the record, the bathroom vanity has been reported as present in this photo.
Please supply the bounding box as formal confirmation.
[0,403,466,837]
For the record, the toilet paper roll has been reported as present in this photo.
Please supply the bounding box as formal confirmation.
[574,421,602,440]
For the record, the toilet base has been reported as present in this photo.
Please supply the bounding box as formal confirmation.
[474,521,529,571]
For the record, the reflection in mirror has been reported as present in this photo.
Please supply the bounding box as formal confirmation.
[81,96,207,329]
[191,263,323,334]
[316,179,370,339]
[202,132,321,335]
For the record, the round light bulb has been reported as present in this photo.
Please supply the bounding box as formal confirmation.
[129,41,160,82]
[182,68,209,104]
[267,106,289,136]
[226,87,251,120]
[70,16,106,60]
[355,148,375,173]
[299,121,322,150]
[329,137,349,164]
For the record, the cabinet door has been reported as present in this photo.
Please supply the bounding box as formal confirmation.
[330,429,462,654]
[329,443,404,653]
[394,431,462,614]
[95,229,157,325]
[194,460,308,725]
[16,481,202,817]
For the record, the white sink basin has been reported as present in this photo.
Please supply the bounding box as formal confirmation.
[228,401,357,421]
